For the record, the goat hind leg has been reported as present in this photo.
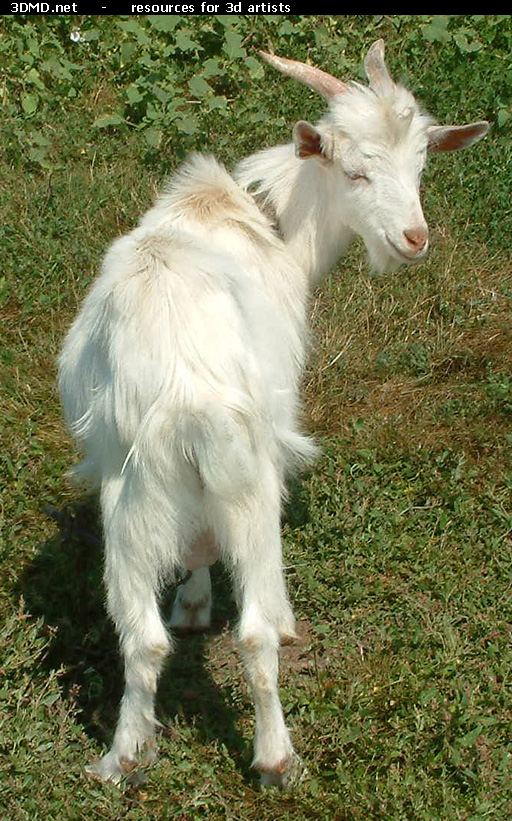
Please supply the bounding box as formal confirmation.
[238,609,302,789]
[218,484,301,788]
[87,584,172,783]
[87,480,173,783]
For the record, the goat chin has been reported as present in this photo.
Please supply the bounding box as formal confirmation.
[366,243,401,275]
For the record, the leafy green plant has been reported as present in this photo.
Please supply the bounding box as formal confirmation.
[485,369,512,415]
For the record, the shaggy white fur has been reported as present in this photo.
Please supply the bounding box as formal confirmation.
[58,40,488,788]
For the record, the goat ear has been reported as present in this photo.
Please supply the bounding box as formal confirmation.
[293,121,332,162]
[427,121,489,152]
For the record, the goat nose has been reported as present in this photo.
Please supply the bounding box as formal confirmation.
[403,227,429,253]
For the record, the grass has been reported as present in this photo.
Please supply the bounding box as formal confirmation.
[1,14,512,821]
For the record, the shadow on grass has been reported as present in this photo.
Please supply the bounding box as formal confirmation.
[15,497,253,779]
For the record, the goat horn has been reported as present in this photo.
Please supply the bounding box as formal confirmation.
[259,51,348,100]
[364,39,394,93]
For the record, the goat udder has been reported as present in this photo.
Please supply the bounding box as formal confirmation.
[184,532,219,571]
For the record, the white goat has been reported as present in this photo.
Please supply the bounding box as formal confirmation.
[58,40,488,788]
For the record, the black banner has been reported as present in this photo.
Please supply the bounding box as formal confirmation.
[6,3,299,13]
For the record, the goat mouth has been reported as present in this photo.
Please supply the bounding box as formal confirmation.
[385,236,428,262]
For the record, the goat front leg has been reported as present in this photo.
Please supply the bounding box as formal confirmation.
[169,565,212,632]
[169,532,218,632]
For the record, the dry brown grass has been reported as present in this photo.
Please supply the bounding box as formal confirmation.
[303,233,512,462]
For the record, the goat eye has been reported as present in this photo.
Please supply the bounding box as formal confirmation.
[346,171,370,183]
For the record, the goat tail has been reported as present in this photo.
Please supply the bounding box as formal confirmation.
[179,407,319,501]
[178,403,263,500]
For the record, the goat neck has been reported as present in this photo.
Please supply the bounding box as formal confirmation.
[235,142,353,287]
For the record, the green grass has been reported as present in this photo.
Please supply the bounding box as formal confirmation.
[1,14,512,821]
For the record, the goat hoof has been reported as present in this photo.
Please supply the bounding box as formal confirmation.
[169,598,212,632]
[279,631,299,646]
[258,752,304,790]
[86,741,157,785]
[86,753,125,785]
